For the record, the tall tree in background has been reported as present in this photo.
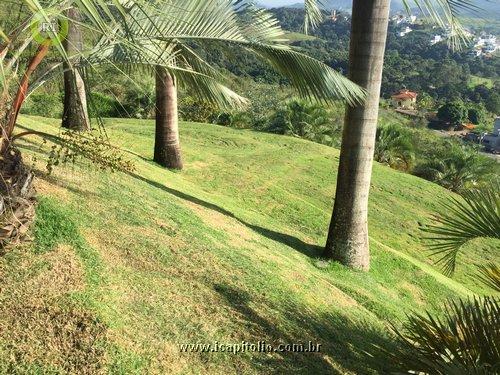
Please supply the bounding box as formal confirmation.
[62,8,90,131]
[302,0,473,271]
[323,0,391,271]
[154,67,182,169]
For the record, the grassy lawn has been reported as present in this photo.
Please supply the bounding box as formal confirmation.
[0,116,497,374]
[469,75,495,88]
[284,32,318,42]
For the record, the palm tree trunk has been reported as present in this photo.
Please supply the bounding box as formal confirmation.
[323,0,391,271]
[62,8,90,131]
[154,67,183,170]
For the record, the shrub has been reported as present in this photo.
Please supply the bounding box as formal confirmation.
[413,141,498,193]
[437,100,468,126]
[468,104,487,125]
[374,125,415,171]
[179,96,219,123]
[121,84,156,119]
[267,99,342,147]
[21,92,63,118]
[88,92,123,118]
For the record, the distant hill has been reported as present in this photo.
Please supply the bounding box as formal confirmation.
[259,0,500,17]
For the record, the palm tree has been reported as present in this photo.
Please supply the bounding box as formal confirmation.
[61,8,90,131]
[154,68,182,169]
[0,0,161,153]
[303,0,476,270]
[96,1,365,170]
[323,0,392,270]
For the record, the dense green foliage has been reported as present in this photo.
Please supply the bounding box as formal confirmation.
[413,140,497,193]
[267,100,343,147]
[437,101,469,125]
[249,9,500,114]
[374,124,415,171]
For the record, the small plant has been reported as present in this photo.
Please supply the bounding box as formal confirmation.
[390,296,500,374]
[45,130,136,174]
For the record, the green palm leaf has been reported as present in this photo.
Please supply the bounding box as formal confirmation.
[424,181,500,276]
[477,263,500,293]
[389,296,500,374]
[304,0,325,34]
[127,0,365,105]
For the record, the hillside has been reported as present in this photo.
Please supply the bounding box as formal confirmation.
[0,116,497,374]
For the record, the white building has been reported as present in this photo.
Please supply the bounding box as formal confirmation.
[431,35,443,45]
[481,118,500,154]
[494,117,500,135]
[399,26,413,37]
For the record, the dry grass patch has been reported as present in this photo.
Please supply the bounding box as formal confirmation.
[34,178,71,202]
[0,246,107,374]
[399,281,426,306]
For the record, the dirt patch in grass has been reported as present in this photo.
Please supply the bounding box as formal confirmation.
[0,245,108,373]
[35,178,70,202]
[24,245,85,297]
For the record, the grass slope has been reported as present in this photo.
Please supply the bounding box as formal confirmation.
[0,116,497,374]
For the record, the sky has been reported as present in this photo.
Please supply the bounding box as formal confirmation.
[259,0,301,6]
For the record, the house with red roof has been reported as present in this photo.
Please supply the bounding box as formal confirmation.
[391,89,418,110]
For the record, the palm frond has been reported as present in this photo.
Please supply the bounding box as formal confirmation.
[404,0,479,49]
[424,181,500,276]
[477,263,500,293]
[248,44,365,105]
[89,37,248,109]
[303,0,325,34]
[389,296,500,374]
[105,0,366,105]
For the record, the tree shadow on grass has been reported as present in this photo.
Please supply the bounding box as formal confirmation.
[213,283,398,374]
[16,139,98,198]
[126,171,323,258]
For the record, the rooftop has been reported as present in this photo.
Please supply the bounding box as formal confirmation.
[391,89,418,100]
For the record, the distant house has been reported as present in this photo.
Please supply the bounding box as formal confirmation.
[391,89,418,110]
[494,117,500,135]
[399,26,413,37]
[430,35,443,45]
[481,117,500,154]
